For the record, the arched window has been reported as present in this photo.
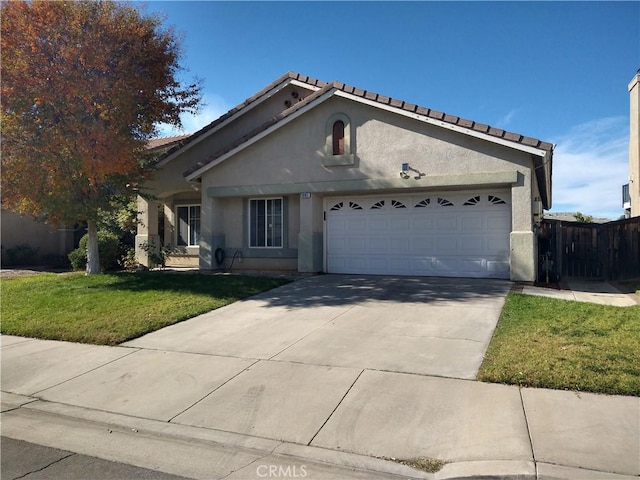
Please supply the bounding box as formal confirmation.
[324,113,354,166]
[332,120,345,155]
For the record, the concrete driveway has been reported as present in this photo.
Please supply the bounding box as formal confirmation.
[124,274,510,380]
[4,274,639,478]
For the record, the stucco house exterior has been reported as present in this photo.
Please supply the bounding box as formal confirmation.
[137,72,553,282]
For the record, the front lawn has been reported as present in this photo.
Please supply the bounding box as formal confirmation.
[478,293,640,396]
[1,272,290,345]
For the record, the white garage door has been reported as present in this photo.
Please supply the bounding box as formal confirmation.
[325,191,511,279]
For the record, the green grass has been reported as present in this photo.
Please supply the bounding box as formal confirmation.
[478,293,640,396]
[1,272,290,345]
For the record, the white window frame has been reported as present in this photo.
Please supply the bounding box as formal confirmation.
[176,204,201,247]
[249,197,283,248]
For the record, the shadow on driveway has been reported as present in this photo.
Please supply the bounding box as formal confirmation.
[253,274,511,308]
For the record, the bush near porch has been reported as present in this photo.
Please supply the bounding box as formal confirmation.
[0,272,290,345]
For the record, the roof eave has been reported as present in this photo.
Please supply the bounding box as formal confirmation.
[186,87,554,183]
[185,85,337,181]
[157,72,323,168]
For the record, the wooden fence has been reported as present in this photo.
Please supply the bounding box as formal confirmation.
[538,217,640,282]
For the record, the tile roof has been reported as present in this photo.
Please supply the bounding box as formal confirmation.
[182,72,554,179]
[147,134,191,150]
[160,72,327,161]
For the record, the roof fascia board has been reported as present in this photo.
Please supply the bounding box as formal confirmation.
[185,88,339,180]
[290,79,322,91]
[334,90,549,159]
[158,78,321,168]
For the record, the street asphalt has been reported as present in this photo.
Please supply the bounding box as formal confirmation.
[1,275,639,479]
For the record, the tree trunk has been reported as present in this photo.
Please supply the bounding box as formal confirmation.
[86,219,101,274]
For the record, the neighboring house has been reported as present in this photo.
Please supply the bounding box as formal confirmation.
[0,135,188,268]
[623,71,639,218]
[543,212,611,224]
[137,72,554,281]
[1,209,77,264]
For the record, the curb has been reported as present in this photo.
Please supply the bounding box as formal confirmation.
[2,394,636,480]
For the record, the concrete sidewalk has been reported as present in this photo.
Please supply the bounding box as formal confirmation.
[518,279,640,307]
[2,334,638,480]
[2,274,638,479]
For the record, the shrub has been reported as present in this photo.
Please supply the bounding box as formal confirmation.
[121,247,138,271]
[138,240,172,269]
[68,232,121,272]
[2,244,40,266]
[39,253,70,269]
[68,247,87,271]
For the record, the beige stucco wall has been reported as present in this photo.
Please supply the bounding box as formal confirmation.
[143,83,317,199]
[141,93,544,280]
[1,209,76,261]
[196,96,540,280]
[204,97,534,189]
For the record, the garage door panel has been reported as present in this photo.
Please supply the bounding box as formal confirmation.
[390,237,410,251]
[435,237,458,252]
[326,191,511,279]
[487,215,511,230]
[487,260,510,276]
[347,237,367,250]
[389,217,410,230]
[461,216,484,230]
[459,236,484,253]
[435,217,458,230]
[367,218,387,231]
[411,237,437,253]
[348,218,367,230]
[369,238,388,251]
[330,218,349,234]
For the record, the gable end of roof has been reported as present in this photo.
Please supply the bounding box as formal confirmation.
[181,73,554,199]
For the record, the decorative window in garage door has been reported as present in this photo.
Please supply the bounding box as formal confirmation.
[329,193,508,213]
[437,197,454,207]
[330,201,363,211]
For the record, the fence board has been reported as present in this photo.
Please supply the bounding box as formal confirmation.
[539,217,640,282]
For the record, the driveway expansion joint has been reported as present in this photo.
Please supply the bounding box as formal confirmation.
[167,358,261,423]
[29,347,141,397]
[307,369,365,447]
[519,387,537,470]
[267,303,360,361]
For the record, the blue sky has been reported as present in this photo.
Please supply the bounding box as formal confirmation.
[143,1,639,219]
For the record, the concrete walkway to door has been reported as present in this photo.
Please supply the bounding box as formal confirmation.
[2,275,638,479]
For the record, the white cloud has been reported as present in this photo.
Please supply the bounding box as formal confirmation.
[549,117,629,220]
[496,109,518,128]
[156,94,230,137]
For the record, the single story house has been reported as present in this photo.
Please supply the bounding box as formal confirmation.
[137,72,553,281]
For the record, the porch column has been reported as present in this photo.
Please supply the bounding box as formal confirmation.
[199,196,225,270]
[510,171,536,282]
[135,195,160,267]
[298,193,323,273]
[163,204,174,247]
